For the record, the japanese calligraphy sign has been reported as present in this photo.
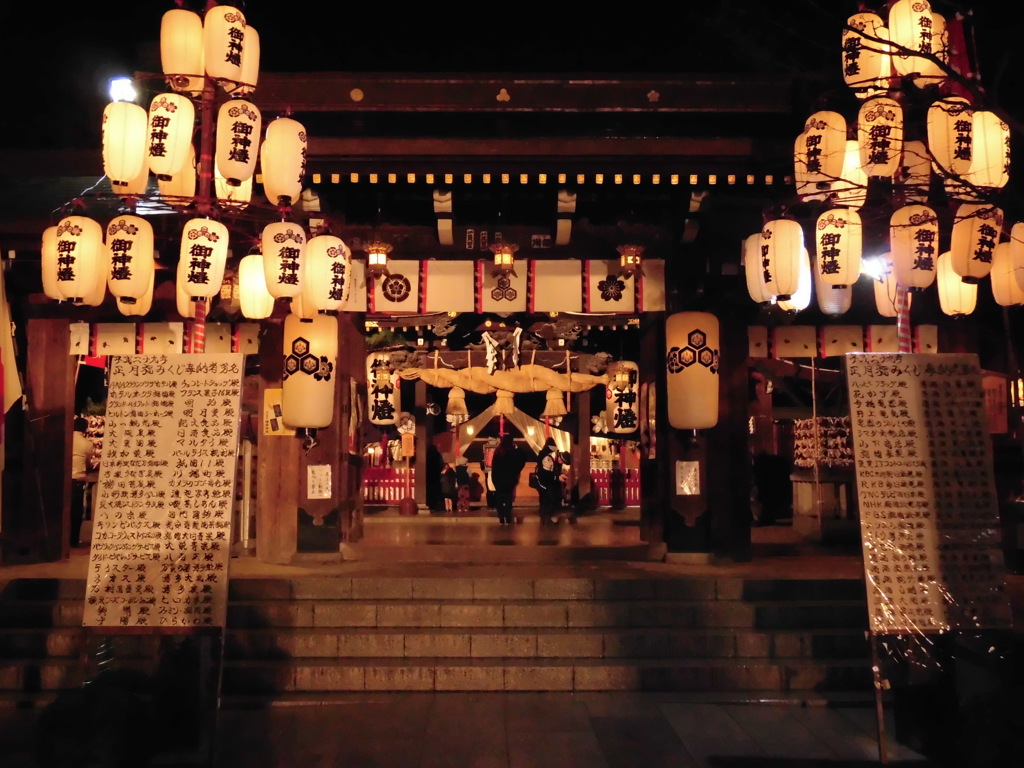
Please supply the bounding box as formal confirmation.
[84,354,244,628]
[846,353,1011,634]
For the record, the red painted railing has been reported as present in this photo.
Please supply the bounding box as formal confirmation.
[363,466,415,503]
[589,468,641,506]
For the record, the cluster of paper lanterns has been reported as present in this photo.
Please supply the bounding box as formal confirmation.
[744,0,1023,317]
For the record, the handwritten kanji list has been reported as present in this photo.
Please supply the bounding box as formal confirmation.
[84,354,244,628]
[846,353,1010,634]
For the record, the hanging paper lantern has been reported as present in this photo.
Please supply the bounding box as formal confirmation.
[158,142,196,204]
[282,313,337,432]
[801,111,847,184]
[178,218,228,299]
[872,256,909,317]
[665,312,719,430]
[760,218,804,300]
[175,256,196,319]
[261,221,306,298]
[79,244,109,308]
[968,111,1010,191]
[238,253,275,319]
[990,242,1024,306]
[105,215,155,303]
[160,8,204,96]
[897,140,932,203]
[289,291,317,320]
[225,24,259,96]
[937,252,977,316]
[102,101,148,193]
[813,254,852,317]
[118,157,150,199]
[830,140,868,209]
[215,163,252,208]
[950,203,1003,283]
[203,5,246,85]
[117,273,154,317]
[913,10,948,88]
[777,248,812,312]
[857,97,902,178]
[216,99,261,186]
[40,226,62,301]
[146,93,195,181]
[367,353,401,426]
[743,233,773,304]
[888,0,943,80]
[927,96,973,178]
[889,205,939,289]
[260,117,307,207]
[815,209,862,288]
[604,361,639,434]
[842,12,892,98]
[51,216,103,303]
[445,387,469,426]
[303,235,352,312]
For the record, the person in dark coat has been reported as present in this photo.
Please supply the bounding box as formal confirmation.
[490,434,526,525]
[439,462,457,514]
[455,457,472,513]
[534,437,564,525]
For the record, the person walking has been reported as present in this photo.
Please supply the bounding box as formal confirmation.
[490,434,526,525]
[534,437,563,525]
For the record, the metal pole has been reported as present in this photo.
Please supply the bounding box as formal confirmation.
[870,631,890,764]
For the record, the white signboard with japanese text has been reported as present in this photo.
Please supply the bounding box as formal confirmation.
[846,353,1011,634]
[84,354,244,628]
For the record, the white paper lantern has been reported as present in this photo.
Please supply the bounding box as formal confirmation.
[665,312,719,430]
[743,233,773,304]
[889,205,939,289]
[857,97,902,178]
[216,99,261,186]
[282,313,338,432]
[215,162,252,208]
[937,252,976,316]
[203,5,246,85]
[289,291,317,320]
[238,253,275,319]
[303,235,353,312]
[813,254,852,317]
[261,221,306,298]
[873,258,906,318]
[367,352,402,426]
[158,142,196,204]
[950,203,1003,283]
[80,246,109,308]
[968,110,1011,191]
[830,140,868,209]
[814,209,862,288]
[117,273,154,317]
[51,216,104,302]
[40,226,62,300]
[913,10,948,88]
[105,215,155,302]
[794,131,831,202]
[118,157,150,199]
[160,8,204,96]
[927,96,973,178]
[102,101,148,192]
[842,12,891,98]
[990,242,1024,306]
[146,93,195,181]
[605,361,639,434]
[760,219,804,300]
[225,24,259,96]
[778,248,812,312]
[801,111,847,184]
[176,256,196,318]
[178,218,228,299]
[898,140,932,203]
[260,117,307,207]
[889,0,943,80]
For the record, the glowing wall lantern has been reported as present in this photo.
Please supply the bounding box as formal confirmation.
[950,203,1002,283]
[990,242,1024,306]
[898,140,932,203]
[158,143,196,204]
[216,100,261,186]
[777,248,812,312]
[815,208,862,287]
[282,313,337,433]
[40,226,62,300]
[367,353,401,426]
[802,111,847,184]
[889,0,943,79]
[616,244,643,278]
[760,219,804,300]
[225,24,259,96]
[203,5,246,85]
[831,140,868,209]
[238,253,275,319]
[216,163,252,208]
[665,312,719,430]
[927,96,973,178]
[813,254,852,316]
[51,216,103,303]
[105,215,154,303]
[743,233,773,304]
[179,218,228,299]
[367,241,392,277]
[260,117,307,207]
[968,111,1010,191]
[261,221,306,298]
[857,97,902,177]
[889,205,939,289]
[605,361,639,434]
[146,93,195,181]
[118,274,154,317]
[842,12,891,98]
[160,8,204,96]
[303,235,352,312]
[937,252,977,316]
[102,101,148,194]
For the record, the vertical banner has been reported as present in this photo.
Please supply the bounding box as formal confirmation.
[846,353,1011,634]
[84,353,244,628]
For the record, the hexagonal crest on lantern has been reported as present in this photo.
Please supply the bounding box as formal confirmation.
[680,347,697,367]
[698,348,715,367]
[688,329,707,349]
[291,337,310,357]
[284,355,300,376]
[301,356,319,374]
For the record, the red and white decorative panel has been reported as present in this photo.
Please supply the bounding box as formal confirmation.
[370,260,420,313]
[585,260,636,313]
[477,260,528,313]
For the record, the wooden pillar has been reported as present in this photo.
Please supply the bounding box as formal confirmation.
[22,318,74,562]
[336,312,366,542]
[638,313,663,544]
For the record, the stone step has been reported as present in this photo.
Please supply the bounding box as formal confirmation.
[339,544,666,562]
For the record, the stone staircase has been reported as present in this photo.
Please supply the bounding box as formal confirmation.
[1,574,874,705]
